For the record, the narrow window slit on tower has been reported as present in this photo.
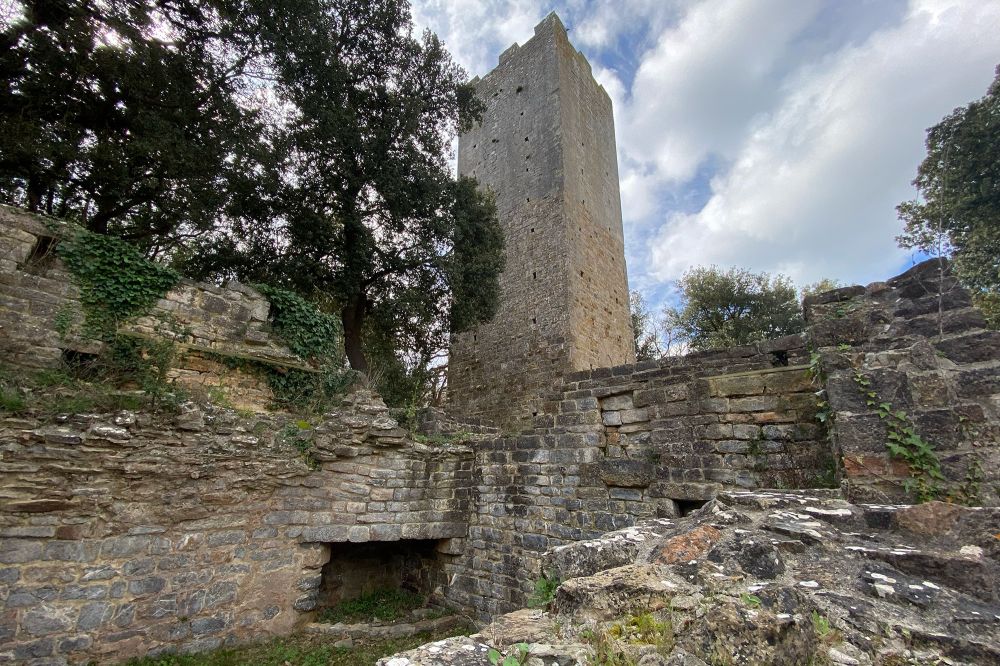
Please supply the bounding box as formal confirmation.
[516,85,523,93]
[532,271,536,279]
[531,317,536,324]
[524,136,529,142]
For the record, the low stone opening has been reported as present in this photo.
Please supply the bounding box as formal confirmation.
[675,499,708,517]
[316,539,448,611]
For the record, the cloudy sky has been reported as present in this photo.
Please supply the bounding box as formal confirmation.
[411,0,1000,312]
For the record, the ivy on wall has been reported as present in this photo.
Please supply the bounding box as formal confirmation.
[57,227,179,338]
[254,284,342,363]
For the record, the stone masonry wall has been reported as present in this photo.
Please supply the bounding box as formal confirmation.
[442,259,1000,620]
[445,334,833,620]
[808,259,1000,505]
[0,206,309,410]
[448,14,634,429]
[0,392,474,663]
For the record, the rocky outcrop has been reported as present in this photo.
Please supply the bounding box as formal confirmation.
[382,490,1000,665]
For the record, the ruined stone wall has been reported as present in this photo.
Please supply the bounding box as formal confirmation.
[0,393,474,663]
[448,14,633,429]
[443,260,1000,620]
[808,260,1000,505]
[0,206,311,410]
[445,335,832,619]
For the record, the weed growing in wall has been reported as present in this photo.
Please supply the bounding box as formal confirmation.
[57,227,179,339]
[488,643,530,666]
[526,575,560,609]
[278,421,319,470]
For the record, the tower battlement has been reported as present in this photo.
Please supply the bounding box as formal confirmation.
[448,13,635,427]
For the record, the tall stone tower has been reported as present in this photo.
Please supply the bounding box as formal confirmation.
[448,13,634,426]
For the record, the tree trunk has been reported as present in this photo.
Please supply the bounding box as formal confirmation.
[342,296,368,373]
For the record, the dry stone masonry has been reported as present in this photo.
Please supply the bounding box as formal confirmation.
[0,206,307,410]
[0,392,477,662]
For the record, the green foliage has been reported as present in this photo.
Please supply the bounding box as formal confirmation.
[254,285,343,364]
[236,285,357,413]
[740,593,762,608]
[663,266,804,352]
[810,611,841,644]
[57,228,179,338]
[0,1,259,247]
[801,279,844,298]
[853,370,945,502]
[182,3,501,372]
[609,613,673,647]
[0,336,181,418]
[897,66,1000,327]
[0,370,27,414]
[630,290,661,361]
[526,575,560,609]
[317,588,425,624]
[411,431,473,446]
[488,643,530,666]
[122,624,473,666]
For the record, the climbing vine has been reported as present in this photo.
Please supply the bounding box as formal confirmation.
[216,285,358,413]
[57,227,179,338]
[852,370,946,502]
[254,285,342,364]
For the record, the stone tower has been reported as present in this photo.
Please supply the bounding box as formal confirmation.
[448,12,634,426]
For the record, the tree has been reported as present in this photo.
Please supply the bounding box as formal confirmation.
[801,278,843,299]
[662,266,804,352]
[897,65,1000,327]
[0,1,260,253]
[629,290,661,361]
[184,0,503,373]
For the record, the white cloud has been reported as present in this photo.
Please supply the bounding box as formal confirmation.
[412,0,1000,300]
[410,0,542,77]
[622,0,826,183]
[647,0,1000,286]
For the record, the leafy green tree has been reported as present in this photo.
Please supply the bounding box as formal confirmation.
[0,1,260,252]
[629,290,661,361]
[897,65,1000,327]
[186,0,503,373]
[663,266,804,351]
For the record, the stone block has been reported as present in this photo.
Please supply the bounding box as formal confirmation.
[597,459,654,488]
[0,539,43,564]
[762,370,812,394]
[601,411,622,426]
[190,615,227,636]
[23,605,76,636]
[699,423,733,440]
[601,394,634,411]
[709,373,766,397]
[127,577,167,596]
[729,395,780,412]
[619,408,649,424]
